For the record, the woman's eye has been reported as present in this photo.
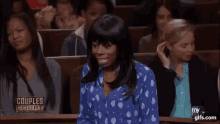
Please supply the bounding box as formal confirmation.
[17,29,23,32]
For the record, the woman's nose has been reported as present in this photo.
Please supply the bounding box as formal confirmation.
[96,45,105,54]
[13,32,19,40]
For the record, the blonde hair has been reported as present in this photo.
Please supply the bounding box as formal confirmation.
[164,19,194,45]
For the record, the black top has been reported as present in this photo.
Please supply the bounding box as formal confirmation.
[143,55,219,117]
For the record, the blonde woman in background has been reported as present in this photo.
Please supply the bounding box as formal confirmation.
[144,19,219,118]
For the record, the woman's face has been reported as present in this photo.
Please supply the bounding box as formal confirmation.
[92,41,117,68]
[7,18,32,53]
[56,2,74,20]
[82,1,107,29]
[12,0,23,14]
[156,6,172,33]
[168,30,195,62]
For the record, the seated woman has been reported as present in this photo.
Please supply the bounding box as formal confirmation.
[138,0,180,53]
[127,0,181,27]
[144,19,219,118]
[77,14,159,124]
[60,0,114,56]
[1,0,44,52]
[35,0,85,29]
[0,13,62,115]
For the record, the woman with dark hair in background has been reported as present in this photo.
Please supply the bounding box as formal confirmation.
[77,14,159,124]
[127,0,181,27]
[0,13,62,115]
[1,0,44,51]
[144,19,219,118]
[35,0,85,29]
[139,0,181,53]
[61,0,114,56]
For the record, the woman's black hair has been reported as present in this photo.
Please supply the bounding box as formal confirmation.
[150,0,181,38]
[11,0,35,20]
[82,14,137,105]
[0,13,56,111]
[48,0,81,15]
[1,0,35,40]
[79,0,114,14]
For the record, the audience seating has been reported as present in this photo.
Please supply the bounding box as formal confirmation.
[31,4,220,25]
[38,29,75,57]
[40,24,219,57]
[194,24,220,50]
[112,5,135,25]
[193,3,220,23]
[0,115,219,123]
[31,6,135,26]
[48,56,87,114]
[48,50,220,114]
[0,114,77,124]
[40,27,150,57]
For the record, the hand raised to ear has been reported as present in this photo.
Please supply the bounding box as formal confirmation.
[156,41,171,69]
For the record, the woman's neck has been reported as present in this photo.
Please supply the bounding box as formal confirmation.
[17,49,34,64]
[104,63,120,73]
[169,53,184,67]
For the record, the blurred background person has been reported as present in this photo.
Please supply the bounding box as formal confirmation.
[60,0,114,56]
[127,0,181,27]
[144,19,219,118]
[0,13,62,115]
[139,0,181,53]
[77,14,159,124]
[35,0,85,29]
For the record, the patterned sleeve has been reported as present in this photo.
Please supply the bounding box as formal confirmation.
[77,65,93,124]
[139,66,159,124]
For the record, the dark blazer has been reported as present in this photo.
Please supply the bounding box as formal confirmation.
[144,55,219,117]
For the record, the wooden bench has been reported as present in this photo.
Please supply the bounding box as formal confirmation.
[38,29,76,57]
[113,5,135,25]
[48,50,220,114]
[39,26,150,57]
[194,24,220,50]
[0,114,77,124]
[1,115,218,123]
[193,3,220,23]
[40,24,219,57]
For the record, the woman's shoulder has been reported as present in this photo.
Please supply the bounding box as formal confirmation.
[190,55,208,67]
[134,60,154,75]
[44,57,61,71]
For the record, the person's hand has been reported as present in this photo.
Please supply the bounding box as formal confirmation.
[35,11,44,29]
[156,41,171,69]
[42,6,57,24]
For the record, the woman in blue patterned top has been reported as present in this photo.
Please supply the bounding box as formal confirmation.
[77,14,159,124]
